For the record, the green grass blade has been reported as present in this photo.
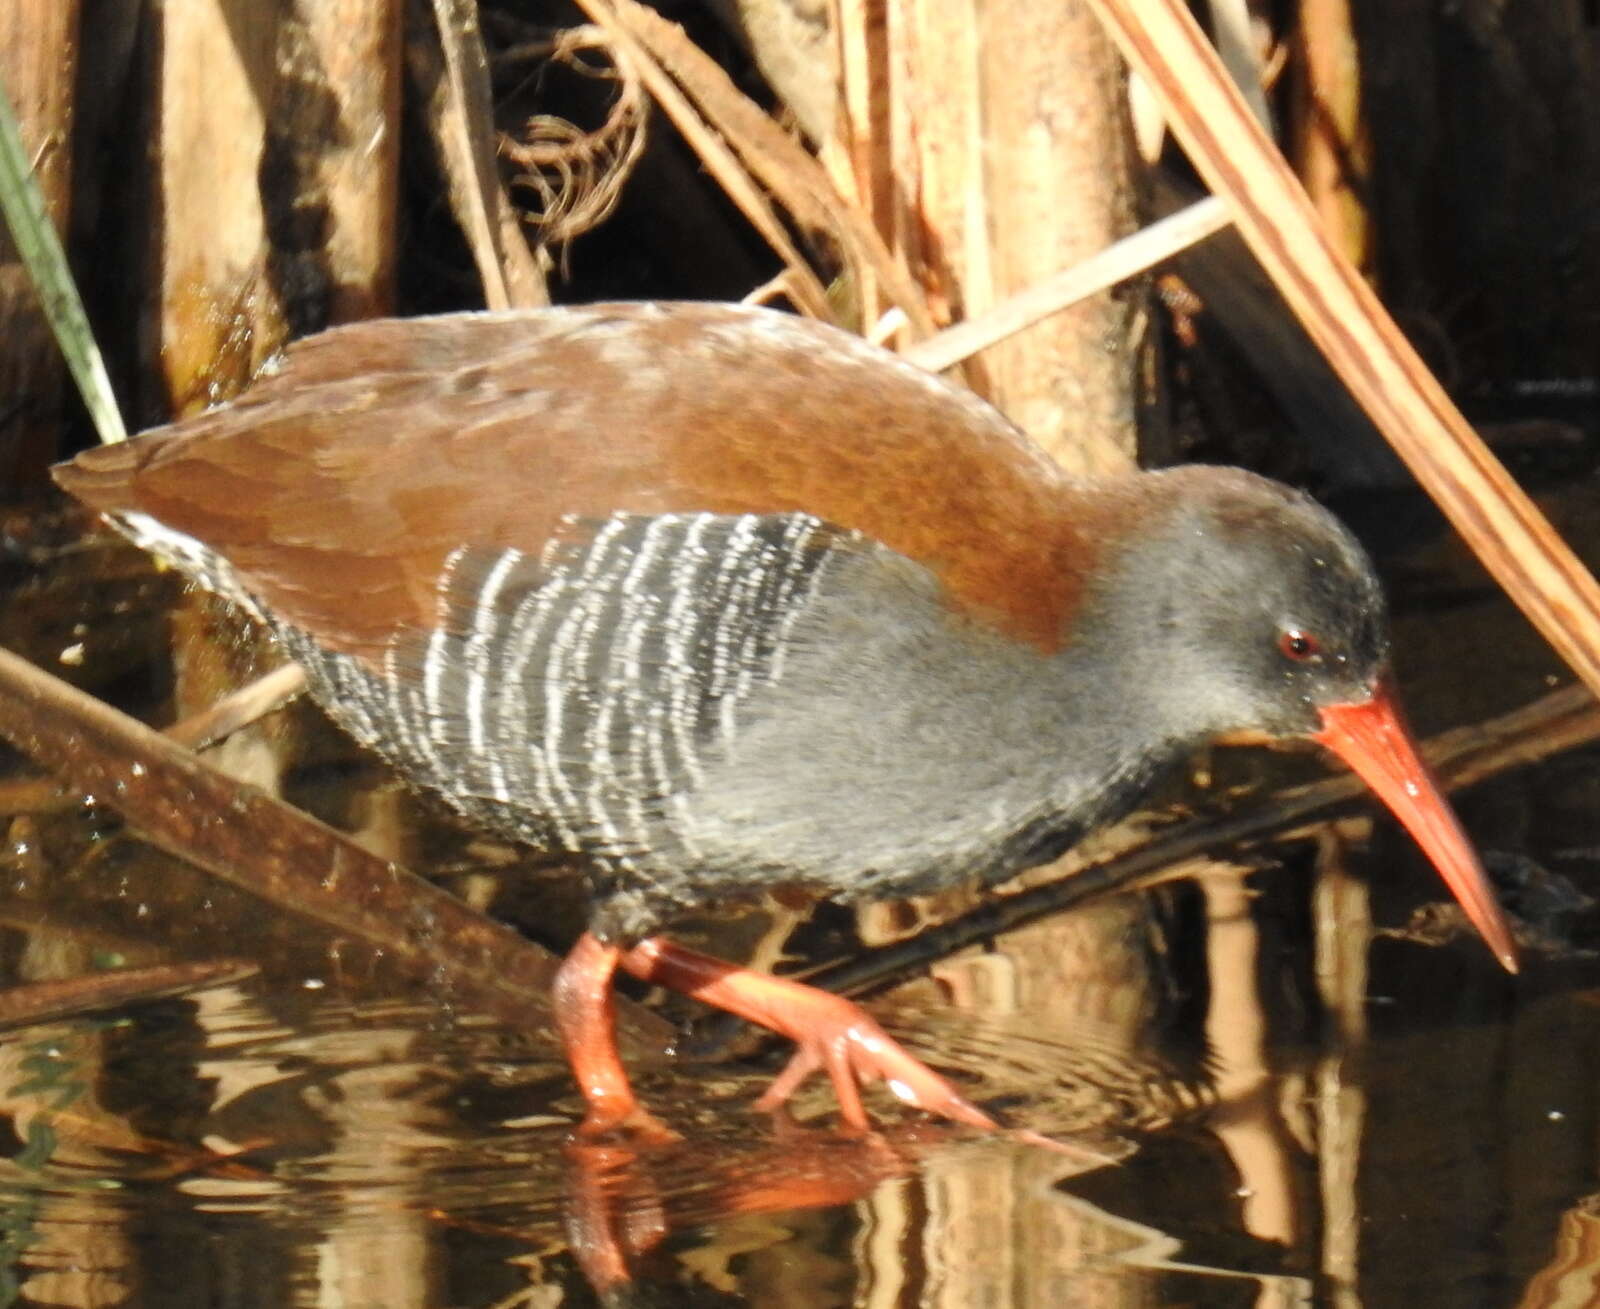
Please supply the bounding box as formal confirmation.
[0,72,125,444]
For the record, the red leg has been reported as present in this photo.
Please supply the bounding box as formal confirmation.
[619,937,996,1132]
[552,933,677,1141]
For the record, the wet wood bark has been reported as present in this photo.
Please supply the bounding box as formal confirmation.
[851,0,1143,476]
[1292,0,1374,275]
[144,0,402,419]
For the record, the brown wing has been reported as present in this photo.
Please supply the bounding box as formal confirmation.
[56,303,1103,658]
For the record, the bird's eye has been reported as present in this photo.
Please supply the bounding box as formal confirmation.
[1277,628,1321,662]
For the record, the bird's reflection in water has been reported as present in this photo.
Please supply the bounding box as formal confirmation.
[558,1115,1118,1300]
[551,983,1200,1299]
[561,1123,914,1295]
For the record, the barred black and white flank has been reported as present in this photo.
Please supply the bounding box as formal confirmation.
[285,511,866,931]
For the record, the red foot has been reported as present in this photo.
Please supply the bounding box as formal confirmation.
[573,1103,681,1145]
[620,937,997,1133]
[553,933,680,1144]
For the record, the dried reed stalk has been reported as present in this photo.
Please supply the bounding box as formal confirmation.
[1084,0,1600,703]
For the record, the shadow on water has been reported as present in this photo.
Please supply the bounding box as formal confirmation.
[0,478,1598,1306]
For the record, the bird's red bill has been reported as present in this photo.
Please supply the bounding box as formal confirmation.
[1314,682,1519,973]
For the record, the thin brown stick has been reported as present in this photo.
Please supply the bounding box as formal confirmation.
[567,0,833,320]
[596,0,936,335]
[1311,825,1368,1308]
[0,662,309,815]
[418,0,548,308]
[0,959,258,1032]
[1083,0,1600,704]
[903,197,1231,373]
[165,661,309,752]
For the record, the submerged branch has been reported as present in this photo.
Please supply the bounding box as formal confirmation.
[0,644,672,1052]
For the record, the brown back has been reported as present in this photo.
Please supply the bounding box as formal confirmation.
[57,304,1121,660]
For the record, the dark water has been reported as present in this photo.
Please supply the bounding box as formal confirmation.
[0,490,1597,1307]
[0,884,1590,1309]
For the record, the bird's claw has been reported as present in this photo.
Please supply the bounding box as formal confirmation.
[755,1006,997,1133]
[573,1103,682,1147]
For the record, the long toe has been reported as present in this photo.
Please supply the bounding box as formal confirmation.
[755,1007,997,1133]
[617,937,997,1131]
[755,1046,824,1116]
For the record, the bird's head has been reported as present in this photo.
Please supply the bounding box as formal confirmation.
[1082,466,1517,972]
